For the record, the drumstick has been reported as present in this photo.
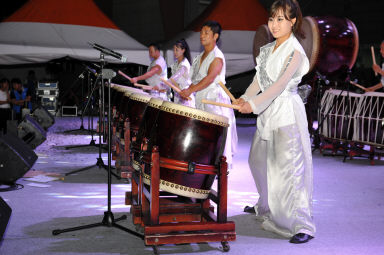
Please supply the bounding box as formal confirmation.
[218,81,236,102]
[371,46,377,76]
[134,83,153,90]
[169,78,181,91]
[202,99,240,110]
[160,78,191,101]
[349,81,369,92]
[118,70,132,81]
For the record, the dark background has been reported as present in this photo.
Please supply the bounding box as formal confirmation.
[1,0,383,46]
[1,0,383,102]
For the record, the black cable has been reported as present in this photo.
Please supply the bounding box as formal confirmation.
[0,183,24,192]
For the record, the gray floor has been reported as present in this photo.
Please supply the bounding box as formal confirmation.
[1,117,383,255]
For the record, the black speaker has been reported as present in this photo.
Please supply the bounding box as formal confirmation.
[0,197,11,240]
[0,134,38,184]
[18,114,47,149]
[32,106,55,130]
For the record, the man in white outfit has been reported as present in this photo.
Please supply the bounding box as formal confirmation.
[130,43,169,100]
[180,20,238,168]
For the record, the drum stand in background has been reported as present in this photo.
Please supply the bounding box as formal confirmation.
[64,58,119,179]
[53,52,141,240]
[314,71,359,161]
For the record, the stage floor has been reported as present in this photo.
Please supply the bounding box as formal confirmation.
[1,116,383,255]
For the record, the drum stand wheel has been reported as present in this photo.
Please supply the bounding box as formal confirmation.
[221,241,230,252]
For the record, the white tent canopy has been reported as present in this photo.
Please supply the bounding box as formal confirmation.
[0,0,149,66]
[164,0,269,77]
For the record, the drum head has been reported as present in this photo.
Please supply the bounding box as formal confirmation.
[160,101,229,127]
[299,16,320,72]
[252,16,359,80]
[253,24,274,64]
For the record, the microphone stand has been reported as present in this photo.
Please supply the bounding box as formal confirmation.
[64,70,105,150]
[64,59,119,178]
[311,72,327,152]
[52,51,142,240]
[64,65,98,134]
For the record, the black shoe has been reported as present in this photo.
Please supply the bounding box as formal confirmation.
[243,205,256,214]
[289,233,314,244]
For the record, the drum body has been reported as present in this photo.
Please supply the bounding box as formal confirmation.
[253,16,359,78]
[123,93,152,134]
[353,92,384,146]
[133,97,164,152]
[319,89,361,140]
[142,101,229,199]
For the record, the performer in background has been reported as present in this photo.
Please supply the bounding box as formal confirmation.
[167,38,195,107]
[234,0,315,244]
[180,20,238,169]
[366,40,384,92]
[129,43,169,100]
[10,78,32,122]
[0,78,11,134]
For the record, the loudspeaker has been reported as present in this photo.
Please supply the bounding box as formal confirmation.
[18,115,47,149]
[0,134,38,184]
[32,106,55,130]
[0,197,11,240]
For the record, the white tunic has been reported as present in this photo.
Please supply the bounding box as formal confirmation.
[170,58,195,107]
[241,34,316,238]
[146,55,169,100]
[0,90,10,109]
[190,46,238,167]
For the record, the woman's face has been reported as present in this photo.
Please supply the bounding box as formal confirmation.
[173,45,185,60]
[268,8,295,41]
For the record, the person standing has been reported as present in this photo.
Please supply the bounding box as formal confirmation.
[129,43,169,100]
[0,78,11,134]
[10,78,32,122]
[179,20,238,169]
[167,38,195,107]
[234,0,315,243]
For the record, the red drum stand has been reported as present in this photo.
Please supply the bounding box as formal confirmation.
[126,146,235,253]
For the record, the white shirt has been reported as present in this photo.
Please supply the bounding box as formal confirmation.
[0,90,10,109]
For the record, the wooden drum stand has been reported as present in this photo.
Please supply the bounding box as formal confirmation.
[126,147,235,253]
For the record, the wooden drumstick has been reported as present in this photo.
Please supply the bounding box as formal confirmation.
[202,99,240,110]
[134,83,153,90]
[169,78,181,91]
[118,70,132,81]
[371,46,377,76]
[218,81,236,102]
[349,81,369,92]
[160,78,191,101]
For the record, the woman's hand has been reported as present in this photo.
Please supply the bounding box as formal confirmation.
[238,102,253,114]
[233,98,245,105]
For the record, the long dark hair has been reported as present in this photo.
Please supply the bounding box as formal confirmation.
[174,38,191,64]
[270,0,305,39]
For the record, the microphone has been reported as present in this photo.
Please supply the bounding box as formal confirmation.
[316,71,330,85]
[82,64,98,76]
[88,42,127,62]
